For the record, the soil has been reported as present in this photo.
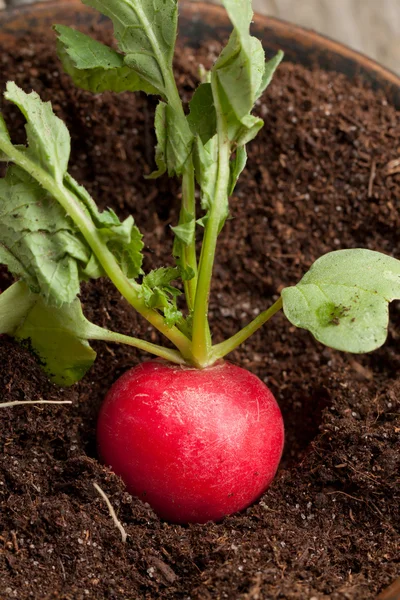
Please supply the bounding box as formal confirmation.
[0,23,399,600]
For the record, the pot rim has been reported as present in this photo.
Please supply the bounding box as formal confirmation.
[1,0,400,103]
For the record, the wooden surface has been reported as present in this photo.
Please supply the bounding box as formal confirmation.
[1,0,399,74]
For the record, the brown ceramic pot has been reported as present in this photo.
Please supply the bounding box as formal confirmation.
[0,4,399,598]
[1,0,400,108]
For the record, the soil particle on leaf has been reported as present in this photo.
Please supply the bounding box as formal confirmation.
[0,29,399,600]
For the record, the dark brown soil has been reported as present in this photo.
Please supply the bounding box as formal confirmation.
[0,24,399,600]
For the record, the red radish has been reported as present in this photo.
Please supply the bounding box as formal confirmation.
[97,360,284,524]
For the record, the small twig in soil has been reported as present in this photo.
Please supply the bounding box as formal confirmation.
[147,555,178,584]
[327,490,385,519]
[10,531,19,553]
[368,158,377,197]
[59,558,66,581]
[93,483,128,543]
[327,490,363,503]
[0,400,72,408]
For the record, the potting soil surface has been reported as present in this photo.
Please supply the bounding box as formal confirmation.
[0,28,399,600]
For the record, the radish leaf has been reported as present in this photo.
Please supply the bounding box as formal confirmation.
[0,85,145,297]
[282,249,400,353]
[0,281,36,333]
[55,25,159,95]
[0,167,91,306]
[65,175,144,279]
[141,267,183,327]
[0,282,97,385]
[256,50,284,99]
[5,82,70,182]
[82,0,178,95]
[148,102,193,178]
[212,1,282,147]
[62,1,194,179]
[99,216,144,280]
[187,84,217,145]
[193,135,218,211]
[229,146,247,195]
[0,115,10,160]
[147,102,168,178]
[171,217,196,247]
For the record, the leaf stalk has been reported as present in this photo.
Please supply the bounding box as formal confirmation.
[87,323,188,366]
[209,297,283,363]
[190,77,231,366]
[180,159,198,309]
[0,137,194,362]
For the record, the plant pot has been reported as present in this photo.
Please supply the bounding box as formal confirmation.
[2,0,400,108]
[0,2,399,599]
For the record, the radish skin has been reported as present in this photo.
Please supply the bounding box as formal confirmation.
[97,361,284,524]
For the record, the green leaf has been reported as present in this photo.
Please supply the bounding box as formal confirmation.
[64,173,120,228]
[81,252,104,280]
[148,102,193,178]
[196,215,209,228]
[212,0,263,136]
[171,216,195,246]
[57,3,193,179]
[0,167,91,306]
[0,282,96,386]
[282,249,400,353]
[192,135,228,232]
[64,173,144,279]
[0,84,144,300]
[140,267,183,327]
[0,114,10,142]
[229,146,247,195]
[193,135,218,212]
[187,83,217,145]
[147,102,167,179]
[100,216,144,280]
[211,1,282,146]
[82,0,178,95]
[164,304,182,328]
[143,267,180,290]
[256,50,284,100]
[214,29,263,121]
[4,82,70,182]
[171,211,196,282]
[0,115,10,160]
[54,25,123,70]
[54,25,159,95]
[69,1,194,179]
[164,104,193,177]
[235,114,264,147]
[0,281,36,334]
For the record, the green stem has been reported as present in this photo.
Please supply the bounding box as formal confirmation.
[210,297,283,363]
[191,79,231,366]
[0,140,194,362]
[133,11,203,328]
[180,160,198,310]
[87,323,187,365]
[140,24,200,317]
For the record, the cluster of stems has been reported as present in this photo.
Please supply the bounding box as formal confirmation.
[0,52,281,370]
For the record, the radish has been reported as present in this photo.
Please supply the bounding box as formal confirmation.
[97,361,284,523]
[1,0,400,524]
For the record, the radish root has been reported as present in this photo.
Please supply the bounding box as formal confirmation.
[93,482,128,543]
[0,400,72,408]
